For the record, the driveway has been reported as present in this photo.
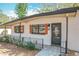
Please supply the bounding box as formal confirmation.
[0,42,38,56]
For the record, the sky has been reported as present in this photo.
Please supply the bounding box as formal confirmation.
[0,3,41,18]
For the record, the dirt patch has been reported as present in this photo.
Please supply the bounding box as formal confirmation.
[0,42,39,56]
[65,50,79,56]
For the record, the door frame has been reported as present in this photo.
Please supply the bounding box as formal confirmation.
[51,23,61,46]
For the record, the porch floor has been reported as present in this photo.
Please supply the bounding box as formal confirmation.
[36,45,65,56]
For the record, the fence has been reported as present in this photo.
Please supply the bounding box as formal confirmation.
[22,37,44,49]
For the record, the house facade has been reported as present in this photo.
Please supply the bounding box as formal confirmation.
[0,7,79,52]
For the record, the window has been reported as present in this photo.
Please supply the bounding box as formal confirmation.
[30,24,48,34]
[30,25,39,34]
[32,25,39,34]
[14,25,24,33]
[39,24,46,34]
[14,26,19,33]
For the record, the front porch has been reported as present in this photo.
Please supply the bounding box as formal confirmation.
[0,35,66,56]
[0,35,79,56]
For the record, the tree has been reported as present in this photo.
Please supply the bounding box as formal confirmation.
[58,3,79,9]
[15,3,28,42]
[36,3,79,13]
[73,3,79,7]
[15,3,28,19]
[37,3,58,13]
[0,9,9,24]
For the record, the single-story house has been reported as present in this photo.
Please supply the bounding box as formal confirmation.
[0,7,79,52]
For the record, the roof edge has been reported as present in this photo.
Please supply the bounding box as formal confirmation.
[0,7,79,26]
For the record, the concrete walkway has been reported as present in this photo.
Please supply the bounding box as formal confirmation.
[36,45,65,56]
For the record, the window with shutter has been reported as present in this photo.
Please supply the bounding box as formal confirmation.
[30,24,48,34]
[14,25,24,33]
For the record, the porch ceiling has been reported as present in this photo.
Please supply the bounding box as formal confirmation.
[0,25,11,29]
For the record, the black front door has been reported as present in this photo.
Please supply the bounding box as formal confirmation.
[51,23,61,46]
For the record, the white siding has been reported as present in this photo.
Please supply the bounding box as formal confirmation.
[11,16,66,46]
[68,10,79,51]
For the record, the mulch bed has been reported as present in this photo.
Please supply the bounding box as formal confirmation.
[65,50,79,56]
[0,42,39,56]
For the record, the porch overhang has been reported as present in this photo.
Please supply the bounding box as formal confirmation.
[0,12,76,28]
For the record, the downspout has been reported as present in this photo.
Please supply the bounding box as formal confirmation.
[65,15,68,54]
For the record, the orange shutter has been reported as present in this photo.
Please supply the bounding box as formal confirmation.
[45,24,48,34]
[30,25,32,33]
[20,25,24,33]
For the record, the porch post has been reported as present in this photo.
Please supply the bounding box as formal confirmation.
[65,15,68,54]
[19,22,22,41]
[4,25,6,36]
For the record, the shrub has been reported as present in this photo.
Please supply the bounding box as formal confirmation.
[0,37,3,42]
[4,36,10,43]
[26,41,36,50]
[0,36,9,43]
[17,40,23,47]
